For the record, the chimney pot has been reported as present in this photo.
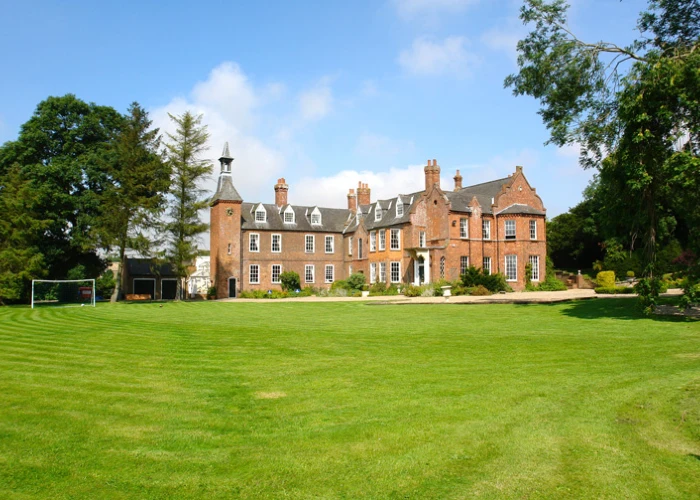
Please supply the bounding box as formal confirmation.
[274,178,289,206]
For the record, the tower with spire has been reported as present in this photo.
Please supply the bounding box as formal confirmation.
[210,142,243,299]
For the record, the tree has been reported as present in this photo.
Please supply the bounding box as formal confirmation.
[505,0,700,277]
[162,112,212,299]
[0,94,122,281]
[99,103,170,302]
[0,165,49,304]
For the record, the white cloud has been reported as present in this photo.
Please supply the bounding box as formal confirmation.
[398,36,478,77]
[293,164,429,209]
[392,0,480,19]
[150,62,287,219]
[298,79,333,121]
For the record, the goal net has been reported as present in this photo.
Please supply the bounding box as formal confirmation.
[31,279,96,309]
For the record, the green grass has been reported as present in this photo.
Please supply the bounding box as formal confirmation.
[0,299,698,499]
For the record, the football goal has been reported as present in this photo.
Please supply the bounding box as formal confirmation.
[31,279,96,309]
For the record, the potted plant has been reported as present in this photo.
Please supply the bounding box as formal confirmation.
[207,286,217,300]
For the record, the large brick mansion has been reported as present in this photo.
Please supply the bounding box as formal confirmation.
[210,143,546,298]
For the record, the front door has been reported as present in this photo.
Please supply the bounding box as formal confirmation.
[417,257,425,284]
[228,278,237,298]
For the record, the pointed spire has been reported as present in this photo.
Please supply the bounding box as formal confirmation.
[211,141,242,204]
[220,142,233,161]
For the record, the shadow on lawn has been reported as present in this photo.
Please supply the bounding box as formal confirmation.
[554,297,698,322]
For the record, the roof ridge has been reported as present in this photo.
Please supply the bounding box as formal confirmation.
[460,177,510,190]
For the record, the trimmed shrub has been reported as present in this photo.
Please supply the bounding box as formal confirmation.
[595,286,634,294]
[461,266,509,293]
[280,271,301,292]
[596,271,616,288]
[403,285,422,297]
[346,273,366,292]
[471,285,491,296]
[626,271,635,278]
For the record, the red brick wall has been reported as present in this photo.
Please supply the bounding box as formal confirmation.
[210,200,242,298]
[241,230,346,290]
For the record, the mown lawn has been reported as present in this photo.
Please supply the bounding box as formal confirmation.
[0,299,698,499]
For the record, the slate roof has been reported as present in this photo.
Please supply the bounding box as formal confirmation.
[495,203,546,216]
[361,190,423,230]
[445,177,512,214]
[211,175,243,204]
[126,258,178,277]
[240,203,354,233]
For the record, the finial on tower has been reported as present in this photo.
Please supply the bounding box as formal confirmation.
[219,142,234,174]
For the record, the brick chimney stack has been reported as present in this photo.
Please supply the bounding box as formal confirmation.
[274,178,289,206]
[453,169,463,191]
[347,188,357,211]
[424,159,441,191]
[357,181,371,206]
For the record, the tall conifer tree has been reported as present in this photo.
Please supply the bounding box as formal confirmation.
[100,102,170,302]
[162,111,212,299]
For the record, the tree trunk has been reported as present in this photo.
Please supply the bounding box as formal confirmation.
[111,244,126,303]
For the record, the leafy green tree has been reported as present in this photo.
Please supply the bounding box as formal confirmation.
[162,112,212,299]
[99,103,170,302]
[506,0,700,278]
[0,165,48,304]
[0,94,122,280]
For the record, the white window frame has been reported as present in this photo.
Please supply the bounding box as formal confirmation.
[529,255,540,282]
[284,208,295,224]
[419,231,426,248]
[482,219,491,240]
[530,220,537,240]
[325,265,334,283]
[483,256,491,275]
[348,237,353,257]
[310,207,322,226]
[505,220,516,240]
[379,262,386,283]
[271,264,282,284]
[460,256,469,275]
[271,233,282,253]
[390,228,400,250]
[379,230,386,251]
[249,264,260,284]
[254,205,267,223]
[396,199,403,217]
[370,231,377,252]
[305,265,315,284]
[370,263,377,284]
[249,233,260,253]
[375,205,382,221]
[460,218,468,239]
[305,234,315,253]
[390,261,401,283]
[325,235,334,254]
[505,255,517,282]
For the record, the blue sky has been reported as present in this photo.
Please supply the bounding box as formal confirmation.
[0,0,643,219]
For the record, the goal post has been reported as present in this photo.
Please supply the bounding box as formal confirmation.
[31,279,96,309]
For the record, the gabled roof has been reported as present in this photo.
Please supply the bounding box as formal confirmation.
[362,190,422,230]
[445,177,511,213]
[241,203,353,232]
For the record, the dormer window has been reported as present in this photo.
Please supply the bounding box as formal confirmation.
[310,207,322,225]
[375,205,382,221]
[254,204,267,223]
[396,197,404,217]
[283,206,295,224]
